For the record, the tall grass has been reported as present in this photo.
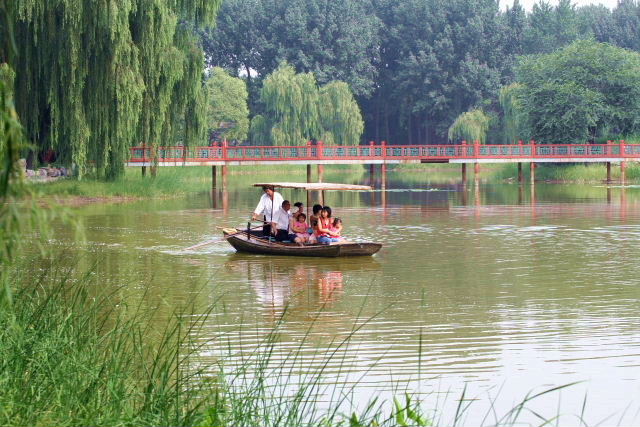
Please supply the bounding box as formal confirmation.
[0,258,215,426]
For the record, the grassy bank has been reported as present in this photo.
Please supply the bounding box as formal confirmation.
[392,161,640,183]
[30,165,367,199]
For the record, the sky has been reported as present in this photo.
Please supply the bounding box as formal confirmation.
[502,0,619,10]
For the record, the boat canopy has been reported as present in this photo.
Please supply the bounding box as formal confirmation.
[252,182,372,191]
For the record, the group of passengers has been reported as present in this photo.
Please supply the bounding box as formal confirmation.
[252,185,344,245]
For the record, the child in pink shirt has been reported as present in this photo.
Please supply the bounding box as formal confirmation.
[329,218,343,241]
[291,213,312,245]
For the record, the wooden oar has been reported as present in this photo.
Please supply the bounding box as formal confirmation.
[181,239,222,251]
[181,224,264,251]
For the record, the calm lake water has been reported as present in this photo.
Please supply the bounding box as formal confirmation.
[47,173,640,425]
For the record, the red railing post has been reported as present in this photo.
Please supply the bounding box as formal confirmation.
[461,140,466,159]
[222,139,228,161]
[530,140,536,158]
[317,140,324,159]
[369,141,375,159]
[381,140,387,159]
[620,139,626,159]
[474,139,480,159]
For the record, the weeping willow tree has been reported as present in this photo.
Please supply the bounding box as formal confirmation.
[260,63,321,145]
[1,15,66,307]
[448,109,491,144]
[257,63,364,146]
[318,81,364,146]
[499,83,527,144]
[3,0,221,179]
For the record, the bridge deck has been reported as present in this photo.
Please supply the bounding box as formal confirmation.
[127,142,640,166]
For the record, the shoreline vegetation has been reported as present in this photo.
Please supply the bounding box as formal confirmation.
[27,162,640,203]
[0,257,584,427]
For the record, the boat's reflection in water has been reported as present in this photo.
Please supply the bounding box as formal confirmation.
[224,254,381,319]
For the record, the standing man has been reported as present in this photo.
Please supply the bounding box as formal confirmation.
[252,185,283,237]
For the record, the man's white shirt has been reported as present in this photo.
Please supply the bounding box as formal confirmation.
[253,191,284,222]
[274,206,292,231]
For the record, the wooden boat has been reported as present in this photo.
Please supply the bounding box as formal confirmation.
[223,228,381,257]
[222,181,382,257]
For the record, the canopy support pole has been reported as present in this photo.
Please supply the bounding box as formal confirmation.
[306,164,311,217]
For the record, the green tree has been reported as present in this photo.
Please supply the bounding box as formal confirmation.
[499,83,528,144]
[261,63,321,146]
[383,0,504,144]
[203,0,380,98]
[610,0,640,52]
[205,67,249,142]
[318,81,364,146]
[524,0,582,54]
[3,0,221,179]
[448,109,491,144]
[257,63,364,146]
[515,40,640,143]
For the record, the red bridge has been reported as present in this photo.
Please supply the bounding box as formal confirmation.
[128,140,638,182]
[129,140,639,165]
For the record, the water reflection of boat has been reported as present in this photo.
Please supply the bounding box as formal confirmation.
[224,254,381,311]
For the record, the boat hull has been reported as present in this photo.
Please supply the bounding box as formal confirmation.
[223,230,381,257]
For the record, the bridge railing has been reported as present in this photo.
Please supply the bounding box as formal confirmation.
[129,141,639,163]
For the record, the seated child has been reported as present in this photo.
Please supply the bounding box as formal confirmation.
[291,213,312,245]
[329,218,343,241]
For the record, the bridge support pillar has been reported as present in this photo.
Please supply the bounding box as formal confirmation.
[211,165,217,189]
[530,162,535,185]
[621,161,626,184]
[474,163,480,175]
[222,165,228,189]
[142,166,146,177]
[317,165,324,182]
[518,163,523,183]
[606,162,611,183]
[461,164,467,183]
[381,163,387,189]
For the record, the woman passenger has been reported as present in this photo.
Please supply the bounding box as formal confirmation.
[316,206,341,244]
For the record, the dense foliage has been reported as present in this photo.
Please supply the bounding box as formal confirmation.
[515,40,640,143]
[206,0,640,145]
[2,0,222,179]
